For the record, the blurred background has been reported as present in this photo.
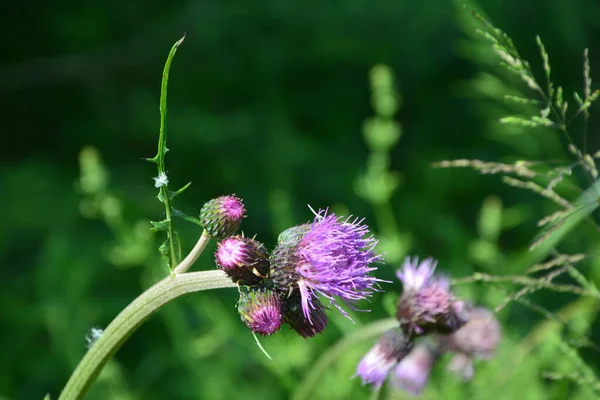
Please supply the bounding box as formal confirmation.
[2,0,600,399]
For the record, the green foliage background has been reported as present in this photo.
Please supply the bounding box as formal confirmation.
[2,0,600,399]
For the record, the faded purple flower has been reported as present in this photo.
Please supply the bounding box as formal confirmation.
[200,195,246,238]
[391,342,439,396]
[215,235,269,285]
[355,329,414,388]
[439,307,501,380]
[439,307,501,358]
[238,290,283,336]
[271,208,383,324]
[396,257,469,337]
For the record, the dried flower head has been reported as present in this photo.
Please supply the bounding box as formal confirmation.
[391,342,439,396]
[238,290,283,336]
[396,257,469,337]
[271,208,383,325]
[200,195,246,238]
[282,288,328,338]
[215,236,269,285]
[355,329,414,388]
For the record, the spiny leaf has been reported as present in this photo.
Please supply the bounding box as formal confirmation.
[158,240,170,257]
[150,220,169,232]
[172,209,203,226]
[168,181,192,200]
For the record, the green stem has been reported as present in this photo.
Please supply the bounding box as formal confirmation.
[173,230,211,275]
[58,269,236,400]
[162,187,178,267]
[153,35,185,269]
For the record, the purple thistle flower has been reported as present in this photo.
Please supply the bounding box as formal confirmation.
[215,235,269,285]
[439,307,501,359]
[391,342,439,396]
[238,290,283,336]
[200,195,246,238]
[396,256,468,337]
[355,329,414,388]
[396,257,438,292]
[439,307,501,380]
[271,208,383,324]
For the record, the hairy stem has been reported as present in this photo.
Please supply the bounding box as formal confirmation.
[173,230,211,274]
[58,269,236,400]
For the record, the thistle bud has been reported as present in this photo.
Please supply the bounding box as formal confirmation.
[238,289,283,336]
[215,236,269,285]
[355,329,414,388]
[282,288,328,338]
[200,195,246,238]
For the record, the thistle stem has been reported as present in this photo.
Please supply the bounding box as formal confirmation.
[58,269,236,400]
[173,230,211,275]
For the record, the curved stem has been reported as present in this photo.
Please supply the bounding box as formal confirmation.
[173,230,211,275]
[58,270,236,400]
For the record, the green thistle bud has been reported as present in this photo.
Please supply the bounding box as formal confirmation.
[238,289,283,336]
[199,195,246,239]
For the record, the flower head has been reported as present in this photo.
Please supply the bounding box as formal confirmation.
[439,307,501,360]
[215,235,269,285]
[391,342,439,396]
[355,329,414,388]
[238,289,283,336]
[396,257,469,337]
[396,257,438,292]
[271,208,383,324]
[200,195,246,238]
[282,288,328,338]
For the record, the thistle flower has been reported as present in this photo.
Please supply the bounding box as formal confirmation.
[238,289,283,336]
[271,208,383,324]
[355,329,414,388]
[439,307,501,358]
[391,342,439,396]
[439,307,501,380]
[396,257,469,337]
[200,195,246,238]
[215,235,269,285]
[282,288,328,338]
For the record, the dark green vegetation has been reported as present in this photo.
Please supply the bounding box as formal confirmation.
[2,0,600,399]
